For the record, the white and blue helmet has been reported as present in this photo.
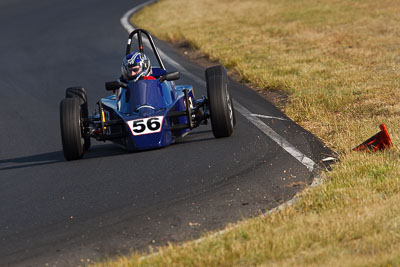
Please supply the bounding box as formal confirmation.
[121,52,151,81]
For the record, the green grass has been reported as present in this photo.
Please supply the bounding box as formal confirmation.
[93,0,400,265]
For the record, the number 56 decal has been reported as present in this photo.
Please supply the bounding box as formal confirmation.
[126,116,164,136]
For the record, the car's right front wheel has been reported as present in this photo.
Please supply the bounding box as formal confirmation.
[206,65,235,138]
[65,87,91,150]
[60,97,85,160]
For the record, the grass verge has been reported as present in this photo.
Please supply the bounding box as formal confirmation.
[95,0,400,265]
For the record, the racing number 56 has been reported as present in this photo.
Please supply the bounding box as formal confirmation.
[128,116,164,136]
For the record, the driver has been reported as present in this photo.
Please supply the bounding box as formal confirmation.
[121,52,155,82]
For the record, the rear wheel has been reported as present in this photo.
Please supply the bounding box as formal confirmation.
[60,98,85,160]
[65,87,90,150]
[206,65,235,138]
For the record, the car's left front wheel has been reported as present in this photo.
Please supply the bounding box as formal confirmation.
[60,97,85,161]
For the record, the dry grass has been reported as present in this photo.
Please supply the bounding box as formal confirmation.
[93,0,400,266]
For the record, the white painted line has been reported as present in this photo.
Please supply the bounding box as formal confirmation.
[322,156,336,162]
[119,0,157,33]
[235,102,315,172]
[250,113,288,121]
[120,1,317,173]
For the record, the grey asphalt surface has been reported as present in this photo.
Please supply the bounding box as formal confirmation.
[0,0,333,266]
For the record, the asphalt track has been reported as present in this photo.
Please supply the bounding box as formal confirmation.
[0,0,333,266]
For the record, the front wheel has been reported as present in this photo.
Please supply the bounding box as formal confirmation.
[206,65,235,138]
[60,97,85,160]
[65,87,90,150]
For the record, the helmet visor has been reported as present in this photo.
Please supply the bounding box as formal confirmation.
[129,65,142,77]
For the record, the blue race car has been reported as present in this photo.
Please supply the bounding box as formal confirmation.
[59,29,236,161]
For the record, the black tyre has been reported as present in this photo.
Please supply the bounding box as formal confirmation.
[65,87,90,150]
[206,65,235,138]
[60,98,85,160]
[65,87,87,104]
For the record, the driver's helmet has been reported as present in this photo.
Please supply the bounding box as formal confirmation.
[121,52,151,82]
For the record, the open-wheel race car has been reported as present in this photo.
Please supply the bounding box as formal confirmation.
[59,29,236,161]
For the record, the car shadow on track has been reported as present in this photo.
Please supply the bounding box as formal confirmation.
[0,145,128,171]
[0,151,65,171]
[174,129,215,145]
[0,132,218,171]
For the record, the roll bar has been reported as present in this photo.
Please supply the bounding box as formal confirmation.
[126,29,166,70]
